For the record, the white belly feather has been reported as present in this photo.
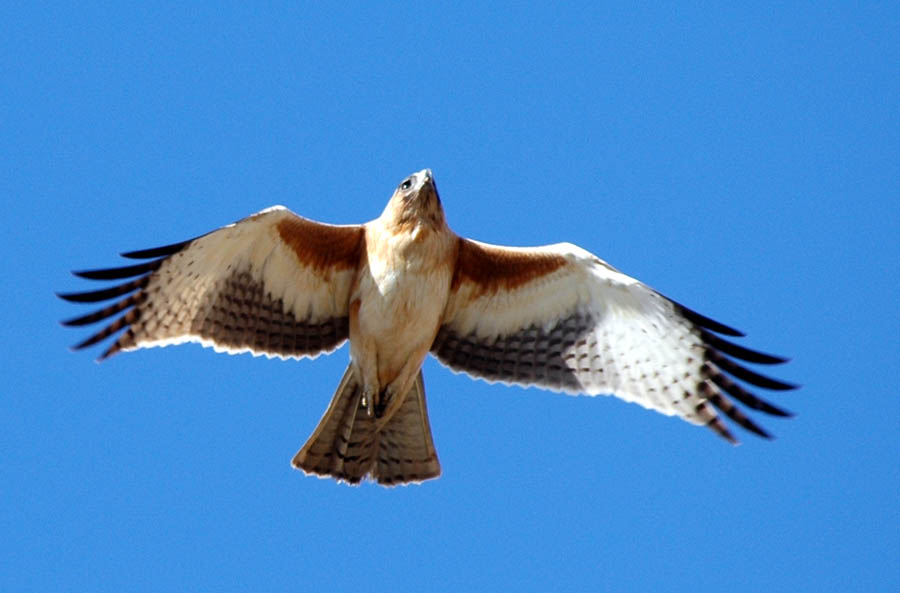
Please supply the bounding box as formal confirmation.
[357,250,450,350]
[350,222,455,387]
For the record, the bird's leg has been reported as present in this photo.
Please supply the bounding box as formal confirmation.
[373,381,415,430]
[348,345,379,418]
[360,386,376,417]
[374,381,411,420]
[374,387,390,419]
[373,349,430,426]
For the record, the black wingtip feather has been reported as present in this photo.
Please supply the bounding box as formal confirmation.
[754,427,775,440]
[707,369,794,417]
[739,421,773,440]
[73,258,166,280]
[56,278,146,303]
[62,311,99,327]
[708,351,798,391]
[61,294,142,327]
[706,391,774,440]
[701,330,790,365]
[674,303,744,337]
[69,310,134,351]
[71,331,109,351]
[121,238,195,260]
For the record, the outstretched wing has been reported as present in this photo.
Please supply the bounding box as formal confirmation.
[431,238,796,443]
[59,206,364,360]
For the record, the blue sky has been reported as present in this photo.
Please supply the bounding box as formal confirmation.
[3,3,898,592]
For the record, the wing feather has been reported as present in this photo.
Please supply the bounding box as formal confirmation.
[73,259,168,280]
[60,206,364,361]
[432,238,796,443]
[120,238,199,260]
[57,277,148,303]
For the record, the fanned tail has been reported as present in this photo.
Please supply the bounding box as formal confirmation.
[292,365,441,486]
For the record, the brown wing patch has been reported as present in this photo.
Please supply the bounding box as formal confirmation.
[276,217,364,273]
[451,238,568,297]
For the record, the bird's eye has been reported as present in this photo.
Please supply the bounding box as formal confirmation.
[400,178,413,191]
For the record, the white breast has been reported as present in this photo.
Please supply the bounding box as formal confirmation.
[355,223,454,354]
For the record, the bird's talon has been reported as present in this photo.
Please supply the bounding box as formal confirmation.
[361,390,375,417]
[374,389,390,418]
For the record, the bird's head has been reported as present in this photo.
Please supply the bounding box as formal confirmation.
[381,169,446,231]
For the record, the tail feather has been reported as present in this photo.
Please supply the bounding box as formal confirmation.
[331,382,377,482]
[375,373,441,485]
[292,365,441,486]
[291,366,374,484]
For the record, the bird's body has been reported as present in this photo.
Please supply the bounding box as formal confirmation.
[350,182,455,419]
[60,169,796,486]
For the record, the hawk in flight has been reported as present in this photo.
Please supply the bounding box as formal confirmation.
[60,170,795,485]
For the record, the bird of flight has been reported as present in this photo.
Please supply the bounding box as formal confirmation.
[59,169,795,486]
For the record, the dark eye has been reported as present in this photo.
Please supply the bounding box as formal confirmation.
[400,178,413,191]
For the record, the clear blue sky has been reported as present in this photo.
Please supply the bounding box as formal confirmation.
[4,3,898,592]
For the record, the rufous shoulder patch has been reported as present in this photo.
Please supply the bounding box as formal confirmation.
[276,216,364,273]
[451,238,568,297]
